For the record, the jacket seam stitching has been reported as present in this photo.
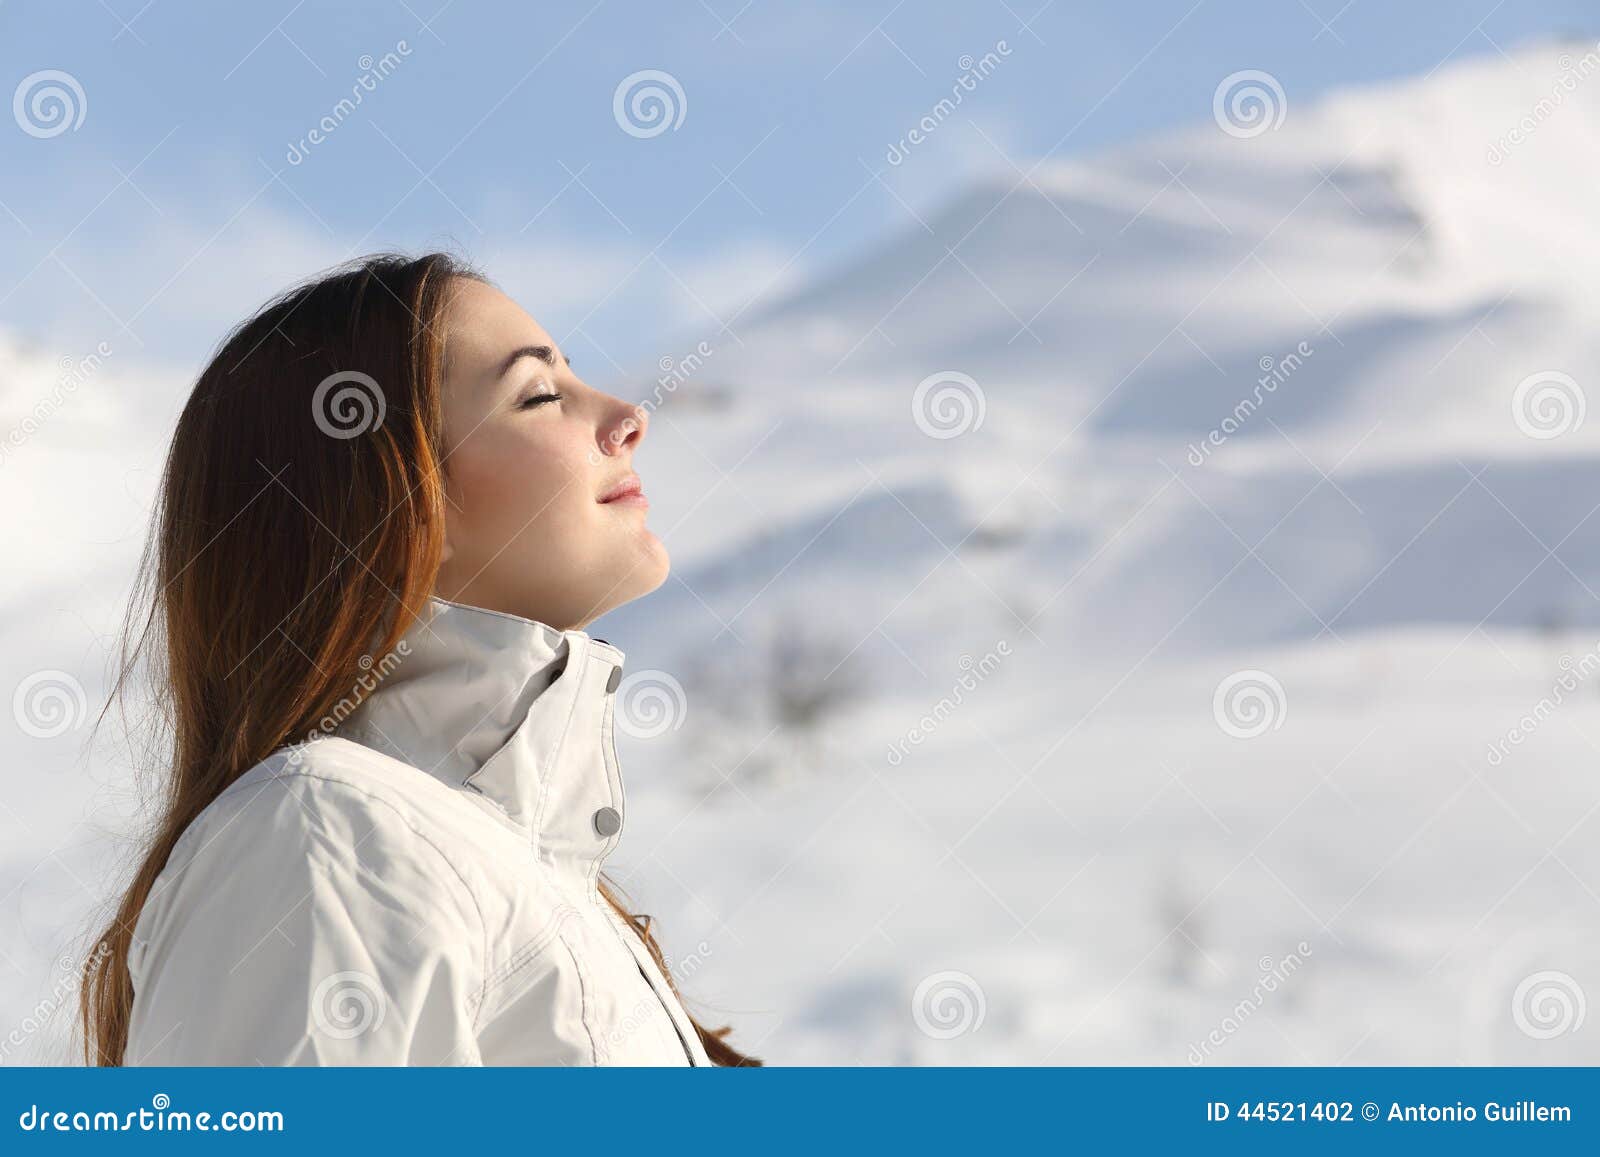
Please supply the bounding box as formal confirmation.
[529,642,588,861]
[470,903,580,1025]
[557,928,604,1065]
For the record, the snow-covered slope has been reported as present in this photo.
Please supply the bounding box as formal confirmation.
[595,38,1600,1064]
[609,37,1600,663]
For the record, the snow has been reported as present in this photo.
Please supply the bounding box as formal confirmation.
[5,40,1600,1064]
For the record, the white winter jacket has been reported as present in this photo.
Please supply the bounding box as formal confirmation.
[126,597,715,1065]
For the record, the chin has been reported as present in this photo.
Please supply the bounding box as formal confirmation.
[634,534,671,595]
[592,539,670,622]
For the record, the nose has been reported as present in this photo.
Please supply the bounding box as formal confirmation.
[598,393,647,457]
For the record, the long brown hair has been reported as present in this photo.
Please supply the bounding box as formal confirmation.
[80,252,759,1066]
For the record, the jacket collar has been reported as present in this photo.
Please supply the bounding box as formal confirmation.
[335,596,628,884]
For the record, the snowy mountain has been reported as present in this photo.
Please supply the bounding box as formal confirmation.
[605,38,1600,664]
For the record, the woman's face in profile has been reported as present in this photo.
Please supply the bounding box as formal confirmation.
[433,277,668,629]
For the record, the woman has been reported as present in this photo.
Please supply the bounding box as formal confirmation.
[78,252,759,1066]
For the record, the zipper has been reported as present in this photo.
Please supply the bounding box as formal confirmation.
[594,897,703,1066]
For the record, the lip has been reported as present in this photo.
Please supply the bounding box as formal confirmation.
[597,473,646,506]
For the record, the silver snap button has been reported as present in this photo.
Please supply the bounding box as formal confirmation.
[605,666,622,694]
[593,806,622,837]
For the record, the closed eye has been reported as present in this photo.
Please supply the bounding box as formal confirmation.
[516,391,563,410]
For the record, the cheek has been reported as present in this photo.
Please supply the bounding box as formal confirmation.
[448,426,596,555]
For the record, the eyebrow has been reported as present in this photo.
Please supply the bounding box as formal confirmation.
[498,344,571,377]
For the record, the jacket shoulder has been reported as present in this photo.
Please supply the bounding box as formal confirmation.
[126,741,500,1064]
[142,740,492,962]
[217,736,467,818]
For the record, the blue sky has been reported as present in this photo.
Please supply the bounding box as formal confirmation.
[1,0,1594,379]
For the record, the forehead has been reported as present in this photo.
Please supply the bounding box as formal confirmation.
[441,278,554,377]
